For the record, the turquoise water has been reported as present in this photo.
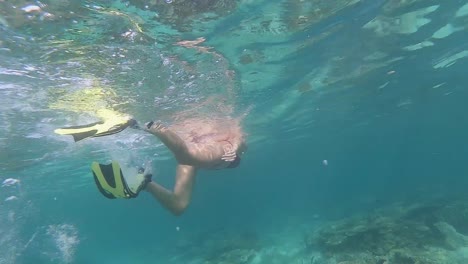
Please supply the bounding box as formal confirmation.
[1,0,468,263]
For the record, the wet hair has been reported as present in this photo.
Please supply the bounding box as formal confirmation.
[227,156,241,169]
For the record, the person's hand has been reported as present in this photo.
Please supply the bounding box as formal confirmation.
[221,144,236,162]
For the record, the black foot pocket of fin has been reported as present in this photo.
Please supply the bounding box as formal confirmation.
[91,161,138,199]
[132,169,152,195]
[72,129,99,142]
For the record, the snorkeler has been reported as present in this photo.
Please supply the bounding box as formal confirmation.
[89,117,247,215]
[142,119,246,215]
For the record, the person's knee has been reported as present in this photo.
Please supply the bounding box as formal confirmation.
[172,200,189,216]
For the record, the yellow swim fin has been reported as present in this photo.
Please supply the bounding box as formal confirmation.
[91,161,151,199]
[54,109,136,142]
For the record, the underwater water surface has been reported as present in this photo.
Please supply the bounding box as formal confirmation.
[1,0,468,263]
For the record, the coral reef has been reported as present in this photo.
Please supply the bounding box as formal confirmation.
[170,229,260,264]
[202,230,260,264]
[165,200,468,264]
[308,200,468,263]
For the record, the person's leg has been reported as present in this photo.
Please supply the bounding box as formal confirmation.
[144,121,190,162]
[145,164,196,215]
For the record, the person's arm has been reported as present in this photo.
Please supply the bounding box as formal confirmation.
[145,164,196,215]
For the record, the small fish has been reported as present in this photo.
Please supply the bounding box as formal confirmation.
[5,196,18,201]
[2,178,20,187]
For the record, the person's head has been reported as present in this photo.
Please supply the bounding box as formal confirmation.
[237,138,248,154]
[228,140,247,169]
[227,155,241,169]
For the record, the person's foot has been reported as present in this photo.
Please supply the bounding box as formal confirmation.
[128,118,140,129]
[134,168,152,194]
[144,120,166,133]
[141,172,152,191]
[128,161,152,195]
[143,160,152,176]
